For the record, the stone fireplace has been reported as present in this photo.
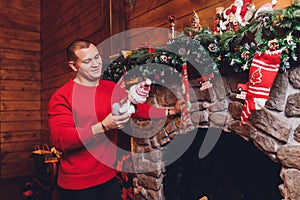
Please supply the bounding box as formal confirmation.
[131,65,300,200]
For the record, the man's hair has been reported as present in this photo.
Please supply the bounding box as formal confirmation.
[66,39,96,61]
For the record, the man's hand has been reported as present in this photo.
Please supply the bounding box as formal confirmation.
[92,113,131,135]
[102,113,131,130]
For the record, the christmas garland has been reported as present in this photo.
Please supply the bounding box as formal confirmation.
[103,1,300,84]
[102,45,185,84]
[185,1,300,73]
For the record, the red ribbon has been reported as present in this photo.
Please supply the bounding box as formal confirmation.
[136,42,156,53]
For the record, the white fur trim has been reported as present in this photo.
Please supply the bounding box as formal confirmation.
[248,85,271,92]
[251,63,279,72]
[254,98,267,110]
[248,89,270,96]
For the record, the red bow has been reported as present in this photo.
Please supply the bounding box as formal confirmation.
[136,42,156,53]
[121,187,134,200]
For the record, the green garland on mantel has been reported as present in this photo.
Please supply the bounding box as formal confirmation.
[186,0,300,73]
[103,1,300,83]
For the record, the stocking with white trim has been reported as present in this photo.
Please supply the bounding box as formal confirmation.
[240,49,281,125]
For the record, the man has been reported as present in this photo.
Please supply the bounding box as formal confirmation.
[48,39,179,200]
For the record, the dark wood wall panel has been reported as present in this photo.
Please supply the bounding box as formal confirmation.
[0,0,40,13]
[0,7,40,32]
[41,0,112,143]
[0,0,41,179]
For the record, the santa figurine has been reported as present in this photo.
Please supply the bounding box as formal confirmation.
[224,0,256,28]
[112,79,152,116]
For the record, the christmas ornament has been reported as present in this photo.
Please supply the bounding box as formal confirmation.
[199,73,214,91]
[190,10,201,35]
[240,48,282,125]
[213,7,226,34]
[168,15,176,41]
[236,83,248,99]
[180,61,192,128]
[121,50,132,59]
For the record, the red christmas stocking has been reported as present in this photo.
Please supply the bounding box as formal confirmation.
[240,49,281,125]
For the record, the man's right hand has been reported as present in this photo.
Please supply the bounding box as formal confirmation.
[102,113,131,130]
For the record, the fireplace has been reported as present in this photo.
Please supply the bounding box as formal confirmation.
[131,67,300,199]
[164,129,282,200]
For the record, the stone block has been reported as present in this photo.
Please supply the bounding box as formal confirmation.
[266,73,288,112]
[288,66,300,89]
[228,102,243,120]
[228,120,257,139]
[208,99,228,112]
[294,124,300,143]
[281,168,300,200]
[136,173,163,191]
[253,132,280,153]
[277,145,300,170]
[191,110,209,124]
[285,93,300,117]
[209,112,227,126]
[250,109,291,143]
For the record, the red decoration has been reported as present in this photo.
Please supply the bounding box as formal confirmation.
[181,61,192,128]
[240,49,282,125]
[168,15,176,41]
[136,42,156,53]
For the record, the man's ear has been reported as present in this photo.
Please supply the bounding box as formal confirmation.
[68,61,78,72]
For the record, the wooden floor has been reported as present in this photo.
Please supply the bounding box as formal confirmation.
[0,176,33,200]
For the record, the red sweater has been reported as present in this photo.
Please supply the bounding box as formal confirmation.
[48,80,165,189]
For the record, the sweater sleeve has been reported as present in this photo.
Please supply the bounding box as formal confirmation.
[48,92,96,152]
[133,104,166,119]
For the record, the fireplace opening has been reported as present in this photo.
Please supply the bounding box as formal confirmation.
[164,128,282,200]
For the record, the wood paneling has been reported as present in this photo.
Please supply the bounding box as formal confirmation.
[41,0,115,143]
[1,161,34,179]
[0,0,41,179]
[1,80,40,91]
[0,7,40,32]
[0,0,40,14]
[0,111,41,122]
[0,69,40,81]
[1,101,40,111]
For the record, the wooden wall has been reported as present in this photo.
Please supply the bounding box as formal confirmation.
[0,0,41,179]
[41,0,125,142]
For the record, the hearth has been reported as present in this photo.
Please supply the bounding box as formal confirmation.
[164,129,282,200]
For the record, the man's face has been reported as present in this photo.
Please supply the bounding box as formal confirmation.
[71,44,103,82]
